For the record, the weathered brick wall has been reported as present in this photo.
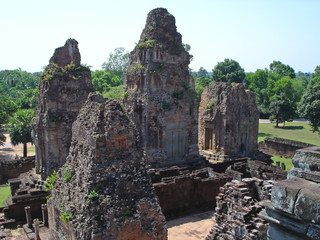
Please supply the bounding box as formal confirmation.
[123,8,202,168]
[151,167,231,218]
[0,156,35,184]
[259,137,314,158]
[48,93,167,240]
[199,82,259,158]
[33,38,93,179]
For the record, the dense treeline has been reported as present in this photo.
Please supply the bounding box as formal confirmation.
[1,48,319,149]
[0,69,40,152]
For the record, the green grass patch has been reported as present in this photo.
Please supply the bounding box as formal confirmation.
[271,155,293,171]
[258,122,320,145]
[0,184,11,207]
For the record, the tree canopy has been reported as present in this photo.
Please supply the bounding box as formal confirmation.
[298,66,320,133]
[101,47,129,84]
[212,58,245,83]
[8,109,34,157]
[244,61,305,120]
[269,60,295,79]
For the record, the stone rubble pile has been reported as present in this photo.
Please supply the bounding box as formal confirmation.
[206,178,272,240]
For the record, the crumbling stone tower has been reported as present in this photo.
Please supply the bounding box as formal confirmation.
[123,8,200,168]
[48,93,167,240]
[32,39,93,179]
[198,82,259,160]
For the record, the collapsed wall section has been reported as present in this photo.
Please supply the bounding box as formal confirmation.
[48,93,167,240]
[206,178,272,240]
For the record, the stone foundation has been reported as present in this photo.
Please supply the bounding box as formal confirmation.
[0,156,35,184]
[259,137,314,158]
[150,167,231,218]
[2,169,47,224]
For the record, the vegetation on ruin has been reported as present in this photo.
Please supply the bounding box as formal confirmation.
[42,63,58,82]
[206,98,215,110]
[162,101,171,111]
[137,39,156,49]
[63,167,72,183]
[0,184,11,208]
[59,210,72,223]
[121,90,129,100]
[122,206,137,217]
[88,190,99,201]
[172,90,184,100]
[271,155,293,171]
[258,122,320,145]
[131,63,145,74]
[45,170,57,200]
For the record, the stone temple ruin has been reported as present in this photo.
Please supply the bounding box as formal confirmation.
[32,39,93,179]
[1,7,320,240]
[123,8,201,168]
[199,82,259,161]
[48,93,167,239]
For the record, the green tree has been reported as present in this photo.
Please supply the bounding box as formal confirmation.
[0,69,40,110]
[297,71,311,88]
[245,69,270,117]
[194,67,212,99]
[197,67,208,78]
[269,93,295,127]
[212,58,245,83]
[91,70,121,93]
[182,43,193,61]
[101,47,129,83]
[269,60,295,78]
[298,72,320,133]
[0,82,18,145]
[8,109,34,157]
[269,77,298,126]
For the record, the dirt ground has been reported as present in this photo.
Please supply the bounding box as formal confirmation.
[0,134,35,161]
[167,210,215,240]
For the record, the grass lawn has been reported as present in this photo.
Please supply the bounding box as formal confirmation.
[271,155,293,171]
[258,122,320,145]
[0,184,11,207]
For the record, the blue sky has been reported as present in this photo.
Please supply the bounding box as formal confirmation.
[1,0,319,73]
